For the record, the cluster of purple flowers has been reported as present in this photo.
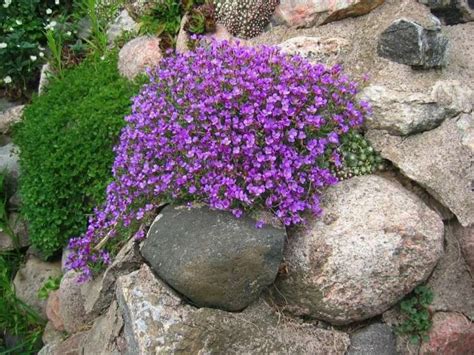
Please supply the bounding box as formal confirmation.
[66,40,369,280]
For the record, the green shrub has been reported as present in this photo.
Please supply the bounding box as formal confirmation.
[13,53,142,258]
[396,285,434,344]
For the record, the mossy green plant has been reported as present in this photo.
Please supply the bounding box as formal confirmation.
[13,53,143,258]
[396,285,434,344]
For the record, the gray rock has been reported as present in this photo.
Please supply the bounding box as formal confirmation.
[0,213,29,252]
[42,321,64,347]
[277,36,350,67]
[106,9,139,43]
[419,0,474,24]
[116,264,350,354]
[348,323,397,355]
[360,85,456,135]
[118,36,162,80]
[427,221,474,320]
[38,64,52,95]
[38,331,88,355]
[79,301,124,355]
[141,204,285,311]
[360,80,473,136]
[13,255,62,318]
[80,237,142,318]
[0,105,23,136]
[367,114,474,227]
[271,175,444,325]
[456,223,474,275]
[124,0,162,19]
[0,143,20,195]
[377,18,449,68]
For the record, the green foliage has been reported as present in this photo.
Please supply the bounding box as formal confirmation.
[78,0,109,58]
[13,53,143,258]
[331,130,385,180]
[139,0,215,50]
[37,275,61,300]
[396,285,434,344]
[0,0,81,98]
[0,253,45,354]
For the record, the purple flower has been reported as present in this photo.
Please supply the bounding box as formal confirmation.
[66,40,369,280]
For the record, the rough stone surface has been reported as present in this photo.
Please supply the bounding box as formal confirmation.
[456,223,474,275]
[58,271,91,334]
[272,175,444,325]
[118,36,162,80]
[106,9,138,43]
[377,18,448,68]
[38,64,52,95]
[175,15,189,54]
[46,290,64,331]
[274,0,385,28]
[0,143,20,195]
[252,1,473,91]
[427,221,474,320]
[12,255,62,318]
[420,312,474,354]
[367,114,474,227]
[38,331,89,355]
[0,105,23,136]
[431,79,474,114]
[347,323,397,355]
[80,237,142,319]
[116,264,350,354]
[277,36,350,66]
[79,301,124,355]
[141,205,285,311]
[419,0,474,24]
[359,85,458,135]
[0,213,29,252]
[42,321,64,346]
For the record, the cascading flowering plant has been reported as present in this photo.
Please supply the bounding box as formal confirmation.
[66,40,370,281]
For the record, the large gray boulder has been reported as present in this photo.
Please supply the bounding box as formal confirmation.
[116,264,350,354]
[141,205,285,311]
[271,175,444,325]
[360,81,472,135]
[13,255,62,318]
[377,18,449,68]
[367,114,474,227]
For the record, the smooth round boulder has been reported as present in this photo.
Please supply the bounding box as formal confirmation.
[141,205,286,311]
[118,36,162,80]
[272,175,444,325]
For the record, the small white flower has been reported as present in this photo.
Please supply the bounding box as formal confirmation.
[100,55,105,61]
[3,76,12,84]
[66,31,72,36]
[16,20,23,25]
[30,55,37,61]
[55,0,60,4]
[9,27,13,31]
[50,21,57,27]
[0,42,7,49]
[3,0,11,8]
[46,8,52,15]
[39,52,45,57]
